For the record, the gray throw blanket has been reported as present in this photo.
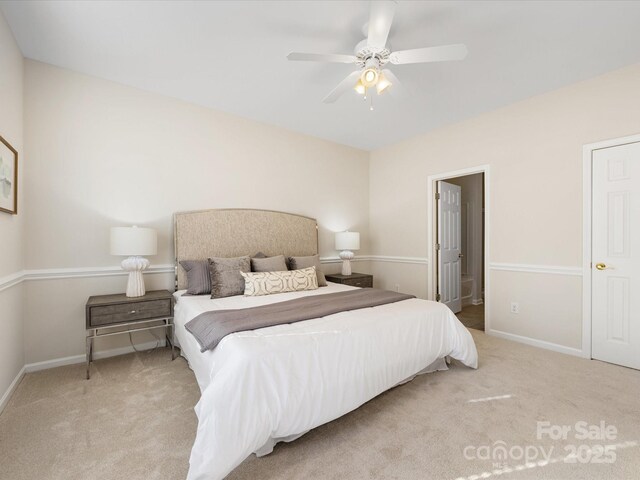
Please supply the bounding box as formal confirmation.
[186,288,415,352]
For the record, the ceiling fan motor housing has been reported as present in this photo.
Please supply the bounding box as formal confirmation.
[354,39,390,69]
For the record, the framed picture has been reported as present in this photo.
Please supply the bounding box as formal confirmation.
[0,135,18,215]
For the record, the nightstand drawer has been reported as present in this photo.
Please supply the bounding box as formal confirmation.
[343,277,373,288]
[89,299,172,327]
[325,273,373,288]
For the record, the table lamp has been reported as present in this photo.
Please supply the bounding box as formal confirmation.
[335,231,360,276]
[110,226,157,297]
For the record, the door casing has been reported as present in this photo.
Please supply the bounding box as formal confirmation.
[427,165,490,331]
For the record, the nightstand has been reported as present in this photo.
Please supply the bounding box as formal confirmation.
[325,272,373,288]
[85,290,175,379]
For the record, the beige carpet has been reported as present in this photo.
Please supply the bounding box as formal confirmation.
[1,331,639,480]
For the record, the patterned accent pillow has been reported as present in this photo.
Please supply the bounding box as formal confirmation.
[209,256,251,298]
[241,266,319,296]
[179,260,211,295]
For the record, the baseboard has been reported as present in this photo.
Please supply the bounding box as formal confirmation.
[471,299,484,306]
[487,328,586,358]
[23,339,168,373]
[0,366,26,414]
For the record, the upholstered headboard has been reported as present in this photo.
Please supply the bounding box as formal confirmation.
[173,208,318,290]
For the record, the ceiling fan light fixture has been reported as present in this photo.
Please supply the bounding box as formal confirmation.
[361,67,379,88]
[376,72,392,95]
[354,78,366,95]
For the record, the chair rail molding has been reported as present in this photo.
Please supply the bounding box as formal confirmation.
[0,270,24,293]
[3,260,584,292]
[321,255,428,265]
[0,264,175,291]
[489,262,583,276]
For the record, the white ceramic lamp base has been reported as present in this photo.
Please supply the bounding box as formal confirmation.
[339,250,354,276]
[121,256,150,297]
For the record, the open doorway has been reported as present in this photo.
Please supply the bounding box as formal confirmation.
[428,167,488,332]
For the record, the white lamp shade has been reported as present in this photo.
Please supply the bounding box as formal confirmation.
[110,226,157,256]
[335,231,360,251]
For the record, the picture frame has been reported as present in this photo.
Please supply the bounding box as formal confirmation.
[0,135,18,215]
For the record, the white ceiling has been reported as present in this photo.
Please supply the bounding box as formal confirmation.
[2,0,640,150]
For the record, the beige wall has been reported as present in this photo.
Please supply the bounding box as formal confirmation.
[22,60,370,363]
[0,11,24,404]
[369,63,640,352]
[8,45,640,371]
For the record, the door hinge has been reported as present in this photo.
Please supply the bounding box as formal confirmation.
[436,243,441,251]
[436,293,441,302]
[435,192,440,200]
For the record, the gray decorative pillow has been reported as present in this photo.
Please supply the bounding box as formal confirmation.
[287,254,327,287]
[208,256,251,298]
[252,252,267,259]
[241,266,318,296]
[179,260,211,295]
[251,254,288,272]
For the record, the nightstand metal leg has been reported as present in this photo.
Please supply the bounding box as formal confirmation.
[171,324,176,360]
[86,335,92,380]
[166,321,175,360]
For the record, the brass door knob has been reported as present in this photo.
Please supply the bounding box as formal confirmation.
[595,263,607,271]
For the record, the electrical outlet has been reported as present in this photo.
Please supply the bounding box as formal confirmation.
[510,302,519,314]
[394,284,400,293]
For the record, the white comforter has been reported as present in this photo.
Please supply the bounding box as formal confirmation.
[174,283,478,480]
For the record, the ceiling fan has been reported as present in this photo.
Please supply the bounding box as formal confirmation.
[287,0,468,109]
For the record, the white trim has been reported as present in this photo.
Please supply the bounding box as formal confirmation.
[427,165,491,332]
[368,255,428,264]
[24,339,167,373]
[583,143,592,362]
[319,256,356,264]
[24,354,88,372]
[321,255,428,265]
[25,264,175,281]
[0,366,25,414]
[0,264,175,292]
[1,257,432,290]
[0,271,24,293]
[487,328,586,358]
[0,340,166,413]
[581,133,640,360]
[489,263,583,276]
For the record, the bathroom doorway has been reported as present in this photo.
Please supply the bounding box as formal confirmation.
[429,168,487,331]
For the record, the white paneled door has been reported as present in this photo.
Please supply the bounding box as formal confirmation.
[438,181,462,313]
[592,141,640,370]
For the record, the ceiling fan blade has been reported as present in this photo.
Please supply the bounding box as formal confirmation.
[389,44,468,65]
[381,69,402,97]
[367,0,397,50]
[322,71,362,103]
[287,52,357,63]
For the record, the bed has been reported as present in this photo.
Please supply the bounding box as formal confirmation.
[173,209,478,480]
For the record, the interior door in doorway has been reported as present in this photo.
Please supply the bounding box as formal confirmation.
[437,181,462,313]
[592,141,640,370]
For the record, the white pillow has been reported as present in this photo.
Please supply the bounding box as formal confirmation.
[241,266,318,296]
